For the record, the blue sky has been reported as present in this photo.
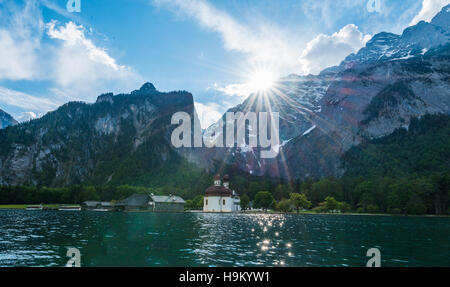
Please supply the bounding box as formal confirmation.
[0,0,448,127]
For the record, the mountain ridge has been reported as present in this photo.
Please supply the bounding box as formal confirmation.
[0,83,199,186]
[0,6,449,186]
[0,109,18,130]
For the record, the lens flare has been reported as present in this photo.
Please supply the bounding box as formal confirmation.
[248,69,276,92]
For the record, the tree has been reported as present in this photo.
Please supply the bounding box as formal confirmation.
[254,191,274,211]
[240,194,250,210]
[184,195,204,210]
[308,178,343,205]
[289,193,311,213]
[338,201,351,213]
[248,182,261,200]
[276,199,291,213]
[324,196,339,212]
[406,193,427,214]
[80,186,100,202]
[274,184,291,201]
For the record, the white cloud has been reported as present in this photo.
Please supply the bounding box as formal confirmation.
[0,86,61,112]
[155,0,372,94]
[45,21,141,101]
[409,0,450,26]
[154,0,304,77]
[17,111,39,122]
[0,1,42,80]
[212,83,255,98]
[0,1,142,116]
[299,24,371,75]
[194,101,223,129]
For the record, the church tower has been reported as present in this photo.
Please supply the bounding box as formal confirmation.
[223,174,230,189]
[203,174,241,213]
[214,174,221,187]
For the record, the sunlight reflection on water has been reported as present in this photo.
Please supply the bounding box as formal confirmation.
[0,210,449,266]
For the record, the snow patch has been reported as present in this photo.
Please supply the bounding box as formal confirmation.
[302,125,316,136]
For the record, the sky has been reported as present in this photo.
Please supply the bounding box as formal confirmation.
[0,0,449,127]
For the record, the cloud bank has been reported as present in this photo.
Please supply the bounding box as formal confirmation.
[409,0,450,26]
[0,0,142,120]
[300,24,371,75]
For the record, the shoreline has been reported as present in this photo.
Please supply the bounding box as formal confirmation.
[198,210,450,218]
[1,205,447,218]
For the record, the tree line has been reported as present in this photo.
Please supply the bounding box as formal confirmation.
[1,115,449,215]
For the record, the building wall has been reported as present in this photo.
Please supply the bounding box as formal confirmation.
[204,196,240,212]
[123,206,151,212]
[233,198,241,212]
[154,202,184,212]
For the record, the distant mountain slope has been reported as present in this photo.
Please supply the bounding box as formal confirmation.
[0,109,18,129]
[0,83,200,187]
[343,114,450,178]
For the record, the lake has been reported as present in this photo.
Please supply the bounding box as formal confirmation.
[0,210,449,267]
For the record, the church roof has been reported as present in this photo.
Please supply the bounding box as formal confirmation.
[116,194,151,207]
[151,195,185,204]
[205,186,233,197]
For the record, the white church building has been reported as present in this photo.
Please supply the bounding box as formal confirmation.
[203,174,241,213]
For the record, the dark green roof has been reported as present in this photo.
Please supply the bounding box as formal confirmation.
[116,194,151,207]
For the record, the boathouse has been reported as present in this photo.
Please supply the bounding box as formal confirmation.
[115,194,185,212]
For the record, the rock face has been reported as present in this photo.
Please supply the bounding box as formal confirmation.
[193,5,450,180]
[0,83,196,186]
[0,109,18,129]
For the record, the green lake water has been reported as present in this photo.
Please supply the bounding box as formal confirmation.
[0,210,449,267]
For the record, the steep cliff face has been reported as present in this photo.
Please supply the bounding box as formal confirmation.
[193,5,450,180]
[0,109,18,129]
[0,83,196,186]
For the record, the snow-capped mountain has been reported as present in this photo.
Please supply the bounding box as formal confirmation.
[193,5,450,179]
[342,5,450,67]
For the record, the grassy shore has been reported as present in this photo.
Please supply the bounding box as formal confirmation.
[238,210,449,217]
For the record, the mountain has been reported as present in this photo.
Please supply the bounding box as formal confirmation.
[0,6,449,187]
[0,109,18,129]
[341,6,450,68]
[192,5,450,180]
[0,83,201,187]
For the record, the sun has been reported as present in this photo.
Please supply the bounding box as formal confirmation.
[248,69,277,93]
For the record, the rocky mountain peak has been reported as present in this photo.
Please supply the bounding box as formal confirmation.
[132,82,157,95]
[96,93,114,104]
